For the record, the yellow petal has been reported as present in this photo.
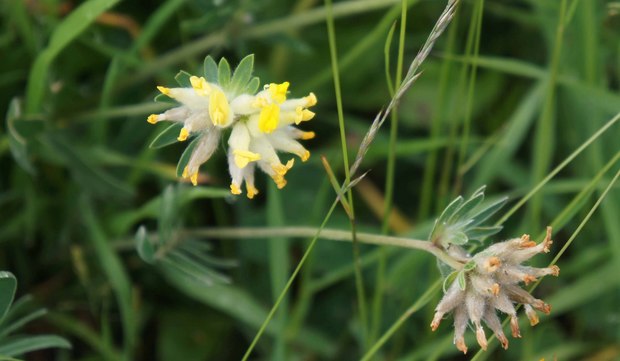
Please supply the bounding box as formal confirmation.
[190,76,211,96]
[258,104,280,133]
[190,172,198,186]
[233,150,261,168]
[230,183,242,195]
[147,114,158,124]
[157,86,171,96]
[209,88,231,126]
[269,82,290,104]
[300,131,315,140]
[305,92,317,107]
[178,128,189,141]
[247,185,259,199]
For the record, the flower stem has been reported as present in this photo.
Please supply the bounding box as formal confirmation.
[185,227,464,270]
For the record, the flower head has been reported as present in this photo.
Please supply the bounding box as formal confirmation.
[146,55,317,198]
[431,227,560,354]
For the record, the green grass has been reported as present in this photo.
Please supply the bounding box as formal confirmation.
[1,0,620,360]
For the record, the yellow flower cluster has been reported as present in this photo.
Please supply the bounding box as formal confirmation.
[148,71,316,199]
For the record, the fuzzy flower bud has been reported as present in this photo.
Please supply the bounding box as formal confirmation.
[431,227,559,354]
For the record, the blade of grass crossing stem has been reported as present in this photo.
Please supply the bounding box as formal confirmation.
[469,165,620,361]
[455,0,484,193]
[267,184,288,361]
[496,111,620,225]
[241,200,340,361]
[81,199,135,360]
[323,0,369,349]
[371,0,407,347]
[529,0,567,230]
[25,0,120,113]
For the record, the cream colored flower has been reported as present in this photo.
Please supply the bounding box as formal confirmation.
[146,60,317,197]
[431,227,560,354]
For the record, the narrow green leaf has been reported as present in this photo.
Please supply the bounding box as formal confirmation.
[230,54,254,94]
[441,269,459,292]
[245,77,260,94]
[463,260,476,272]
[203,56,218,83]
[149,123,183,149]
[448,190,485,224]
[135,226,155,264]
[174,70,192,87]
[175,136,201,177]
[82,200,135,354]
[448,231,468,246]
[467,226,503,241]
[26,0,121,113]
[470,197,508,227]
[436,196,464,225]
[0,308,47,339]
[0,335,71,356]
[457,272,466,290]
[217,58,231,87]
[0,272,17,323]
[6,98,35,175]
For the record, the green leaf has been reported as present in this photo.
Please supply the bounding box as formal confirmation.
[470,197,508,227]
[175,136,201,178]
[437,196,464,225]
[174,70,192,87]
[448,231,468,246]
[0,308,47,339]
[457,272,466,290]
[0,272,17,323]
[217,58,231,88]
[6,98,35,175]
[245,77,260,94]
[135,226,155,264]
[25,0,121,113]
[463,260,476,272]
[158,185,178,243]
[0,335,71,356]
[448,189,485,224]
[441,269,459,292]
[230,54,254,94]
[466,226,503,241]
[203,56,218,83]
[149,123,183,149]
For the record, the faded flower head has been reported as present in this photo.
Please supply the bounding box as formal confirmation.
[146,55,317,198]
[431,227,560,354]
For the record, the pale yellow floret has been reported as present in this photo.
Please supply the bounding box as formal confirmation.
[190,172,198,186]
[190,76,211,96]
[272,159,295,176]
[305,92,317,107]
[230,183,242,195]
[147,114,158,124]
[178,128,189,141]
[182,166,189,178]
[246,185,259,199]
[209,88,231,126]
[301,109,315,121]
[272,175,287,189]
[232,150,261,168]
[258,104,280,133]
[300,131,316,140]
[157,86,171,96]
[300,150,310,162]
[268,82,290,104]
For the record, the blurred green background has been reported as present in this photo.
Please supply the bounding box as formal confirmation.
[1,0,620,360]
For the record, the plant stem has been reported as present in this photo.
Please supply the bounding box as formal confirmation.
[185,227,464,270]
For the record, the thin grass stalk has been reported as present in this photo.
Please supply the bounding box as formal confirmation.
[454,0,484,193]
[370,0,408,346]
[323,0,369,347]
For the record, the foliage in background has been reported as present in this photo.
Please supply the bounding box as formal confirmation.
[1,0,620,360]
